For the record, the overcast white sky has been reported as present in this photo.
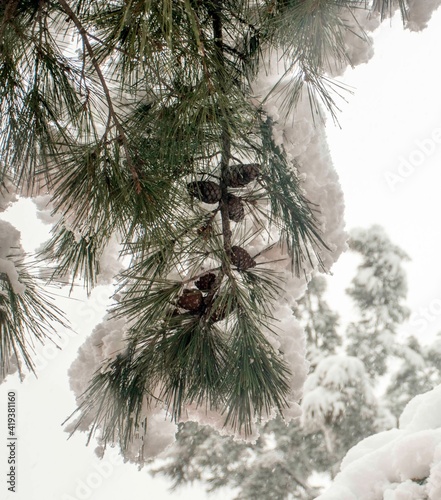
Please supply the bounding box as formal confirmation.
[325,8,441,344]
[2,8,441,500]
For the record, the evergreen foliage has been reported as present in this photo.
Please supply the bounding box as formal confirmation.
[1,0,371,441]
[0,1,439,496]
[151,273,387,499]
[152,227,441,498]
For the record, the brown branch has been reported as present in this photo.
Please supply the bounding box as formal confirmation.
[211,3,232,259]
[57,0,142,193]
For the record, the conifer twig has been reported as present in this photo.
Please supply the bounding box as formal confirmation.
[57,0,142,193]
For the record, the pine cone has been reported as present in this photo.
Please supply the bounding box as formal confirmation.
[211,305,228,323]
[231,246,256,270]
[227,194,245,223]
[177,289,203,311]
[226,164,260,188]
[187,181,222,204]
[195,272,216,292]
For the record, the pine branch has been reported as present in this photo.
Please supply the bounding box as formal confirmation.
[0,259,68,380]
[259,117,330,274]
[57,0,142,193]
[372,0,408,20]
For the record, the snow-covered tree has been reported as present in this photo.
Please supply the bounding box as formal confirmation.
[386,336,441,419]
[301,355,385,471]
[1,0,441,468]
[346,225,411,378]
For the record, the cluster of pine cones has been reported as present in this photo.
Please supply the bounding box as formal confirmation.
[175,163,261,320]
[175,272,226,321]
[187,163,259,224]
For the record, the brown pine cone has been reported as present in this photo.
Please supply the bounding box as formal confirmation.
[195,272,216,292]
[231,246,256,270]
[177,289,203,311]
[187,181,222,204]
[226,164,260,188]
[227,194,245,223]
[211,305,228,323]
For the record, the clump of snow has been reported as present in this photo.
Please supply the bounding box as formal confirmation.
[182,404,262,443]
[0,220,26,294]
[252,56,348,272]
[96,235,124,286]
[32,194,60,225]
[316,385,441,500]
[66,314,177,462]
[327,8,381,77]
[407,0,441,31]
[0,219,26,381]
[67,314,131,419]
[399,385,441,431]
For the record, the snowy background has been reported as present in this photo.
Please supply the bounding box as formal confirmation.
[2,7,441,500]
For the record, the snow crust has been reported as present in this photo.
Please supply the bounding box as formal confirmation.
[33,194,59,225]
[66,314,178,462]
[317,385,441,500]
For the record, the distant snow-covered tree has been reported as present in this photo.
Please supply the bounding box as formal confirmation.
[346,225,411,378]
[386,336,441,419]
[301,354,387,472]
[152,418,323,500]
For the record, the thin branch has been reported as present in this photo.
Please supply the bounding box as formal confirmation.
[57,0,142,193]
[278,463,316,498]
[211,3,232,258]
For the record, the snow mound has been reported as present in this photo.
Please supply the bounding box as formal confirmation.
[316,385,441,500]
